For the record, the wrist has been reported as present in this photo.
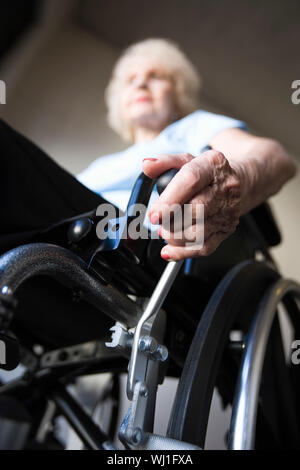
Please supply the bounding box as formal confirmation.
[231,159,256,215]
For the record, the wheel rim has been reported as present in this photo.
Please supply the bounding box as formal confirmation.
[167,260,280,448]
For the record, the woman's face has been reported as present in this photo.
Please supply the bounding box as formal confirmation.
[119,55,178,136]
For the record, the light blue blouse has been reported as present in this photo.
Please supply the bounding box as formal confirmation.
[77,110,247,215]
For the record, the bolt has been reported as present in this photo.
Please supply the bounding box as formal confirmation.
[131,427,143,445]
[156,345,168,362]
[139,336,157,354]
[139,383,148,397]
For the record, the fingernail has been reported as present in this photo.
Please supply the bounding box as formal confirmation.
[150,213,160,225]
[161,250,170,260]
[143,158,158,162]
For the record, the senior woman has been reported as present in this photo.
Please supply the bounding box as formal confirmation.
[78,38,297,262]
[0,38,296,263]
[0,38,297,442]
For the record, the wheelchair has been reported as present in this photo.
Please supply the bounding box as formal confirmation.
[0,168,299,451]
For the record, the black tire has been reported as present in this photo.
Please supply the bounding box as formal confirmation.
[167,260,281,448]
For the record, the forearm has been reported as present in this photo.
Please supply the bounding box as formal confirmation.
[226,138,297,215]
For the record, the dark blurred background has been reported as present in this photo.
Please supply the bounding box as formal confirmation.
[1,0,299,153]
[75,0,300,156]
[0,1,39,60]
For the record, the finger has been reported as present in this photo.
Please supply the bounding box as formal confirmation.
[149,153,215,223]
[142,153,194,179]
[161,230,234,261]
[159,217,221,248]
[159,211,205,246]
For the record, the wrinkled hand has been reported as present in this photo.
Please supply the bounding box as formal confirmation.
[143,150,242,261]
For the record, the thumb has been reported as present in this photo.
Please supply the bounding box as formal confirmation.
[142,153,194,179]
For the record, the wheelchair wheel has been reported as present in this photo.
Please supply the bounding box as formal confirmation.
[167,259,300,449]
[229,278,300,449]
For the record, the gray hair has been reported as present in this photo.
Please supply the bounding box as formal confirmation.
[105,38,202,142]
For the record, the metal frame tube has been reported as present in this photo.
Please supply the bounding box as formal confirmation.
[51,385,115,450]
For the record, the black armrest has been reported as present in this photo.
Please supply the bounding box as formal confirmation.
[249,202,281,247]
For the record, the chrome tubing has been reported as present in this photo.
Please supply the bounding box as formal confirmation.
[229,278,300,450]
[127,259,184,399]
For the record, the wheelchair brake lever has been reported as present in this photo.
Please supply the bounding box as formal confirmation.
[156,168,179,195]
[126,168,184,400]
[126,150,212,399]
[127,258,184,400]
[113,153,211,443]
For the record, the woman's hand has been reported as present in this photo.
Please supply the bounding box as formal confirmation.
[143,150,243,261]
